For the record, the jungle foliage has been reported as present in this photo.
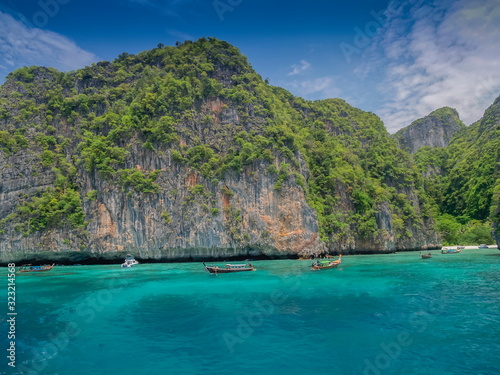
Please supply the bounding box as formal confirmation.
[413,97,500,244]
[0,37,498,246]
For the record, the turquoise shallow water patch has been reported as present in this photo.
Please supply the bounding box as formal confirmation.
[6,249,500,375]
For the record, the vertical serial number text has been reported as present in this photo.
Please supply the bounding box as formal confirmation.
[7,262,17,368]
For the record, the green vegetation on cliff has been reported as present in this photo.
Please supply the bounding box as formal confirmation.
[0,38,440,253]
[412,97,500,245]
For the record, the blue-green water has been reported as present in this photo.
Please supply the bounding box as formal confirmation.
[5,249,500,375]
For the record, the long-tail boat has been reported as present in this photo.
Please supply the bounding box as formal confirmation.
[420,252,432,259]
[203,262,256,274]
[18,264,55,273]
[311,255,342,270]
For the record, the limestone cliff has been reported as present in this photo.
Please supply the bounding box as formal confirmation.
[411,95,500,247]
[393,107,466,154]
[0,38,440,264]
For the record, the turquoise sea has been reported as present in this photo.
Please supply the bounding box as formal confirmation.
[5,249,500,375]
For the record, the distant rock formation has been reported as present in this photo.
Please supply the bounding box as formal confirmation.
[393,107,466,154]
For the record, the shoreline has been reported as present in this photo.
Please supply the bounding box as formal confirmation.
[0,245,497,267]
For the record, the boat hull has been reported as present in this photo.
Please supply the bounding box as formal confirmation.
[18,264,54,273]
[121,261,139,268]
[311,255,342,270]
[203,262,256,273]
[311,262,340,270]
[205,266,255,274]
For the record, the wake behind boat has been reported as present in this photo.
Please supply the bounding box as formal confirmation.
[311,255,342,270]
[203,262,256,274]
[441,248,461,254]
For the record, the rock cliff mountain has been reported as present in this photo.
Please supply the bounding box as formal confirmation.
[0,38,440,263]
[412,96,500,247]
[393,107,466,154]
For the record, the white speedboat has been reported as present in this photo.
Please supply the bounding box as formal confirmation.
[121,254,139,268]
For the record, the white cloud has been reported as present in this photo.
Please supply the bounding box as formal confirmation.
[167,29,195,41]
[286,76,342,98]
[362,0,500,132]
[0,11,98,81]
[288,60,311,76]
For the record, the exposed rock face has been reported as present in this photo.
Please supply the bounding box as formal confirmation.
[0,39,441,264]
[85,159,324,259]
[355,190,439,253]
[0,159,324,263]
[393,107,466,154]
[0,107,325,263]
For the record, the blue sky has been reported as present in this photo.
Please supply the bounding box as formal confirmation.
[0,0,499,132]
